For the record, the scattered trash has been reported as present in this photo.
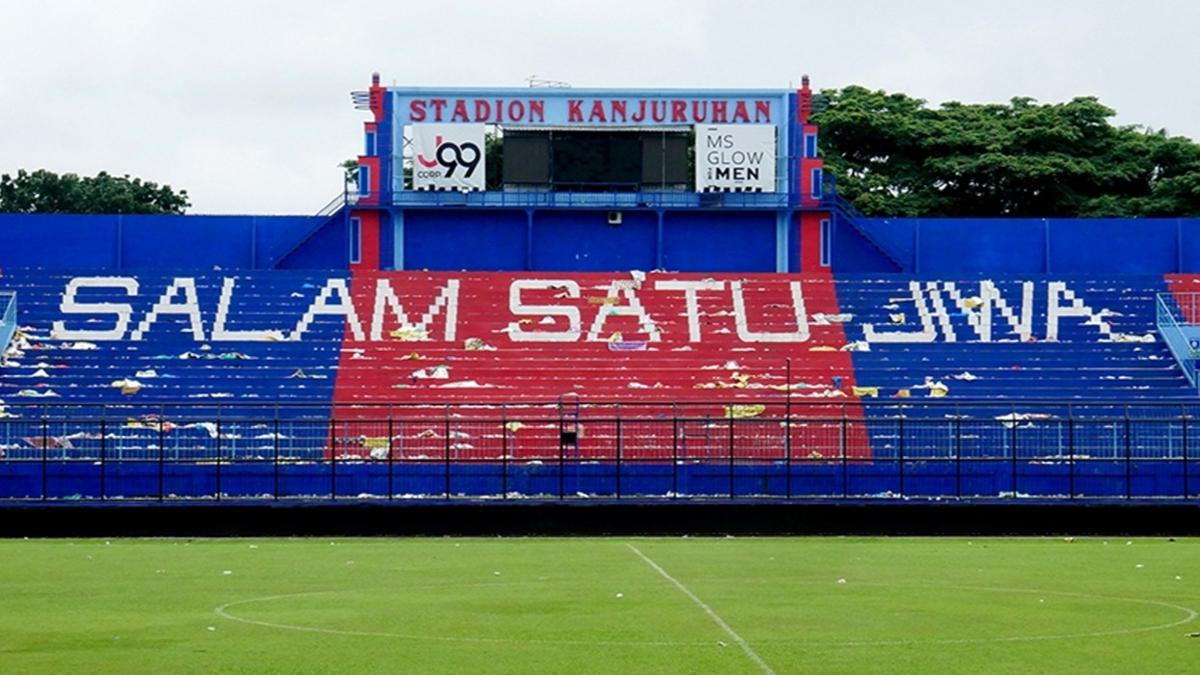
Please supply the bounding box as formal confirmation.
[110,379,143,395]
[836,578,847,585]
[464,337,497,351]
[725,404,766,419]
[812,313,853,325]
[287,369,313,379]
[390,327,429,341]
[995,412,1056,428]
[222,570,232,576]
[615,592,624,598]
[412,365,450,380]
[1109,333,1155,343]
[15,389,59,398]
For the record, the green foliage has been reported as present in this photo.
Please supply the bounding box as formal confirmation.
[340,159,359,189]
[813,87,1200,217]
[0,169,190,215]
[485,129,504,190]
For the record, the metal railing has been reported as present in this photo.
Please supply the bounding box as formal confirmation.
[1156,292,1199,389]
[1,403,1196,502]
[0,291,16,355]
[318,171,848,214]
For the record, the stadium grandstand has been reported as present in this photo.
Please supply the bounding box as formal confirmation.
[1,74,1199,510]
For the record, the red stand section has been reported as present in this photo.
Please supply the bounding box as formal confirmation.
[349,210,381,272]
[326,271,870,460]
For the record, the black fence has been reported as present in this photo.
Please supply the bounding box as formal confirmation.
[2,400,1198,502]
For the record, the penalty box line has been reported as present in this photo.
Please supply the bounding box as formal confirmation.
[625,543,776,675]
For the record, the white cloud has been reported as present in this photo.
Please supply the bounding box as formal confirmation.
[1,0,1197,213]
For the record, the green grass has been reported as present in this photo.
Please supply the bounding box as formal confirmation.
[0,537,1196,674]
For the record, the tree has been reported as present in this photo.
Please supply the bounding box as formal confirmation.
[484,129,503,191]
[0,170,190,214]
[340,159,360,191]
[812,87,1200,217]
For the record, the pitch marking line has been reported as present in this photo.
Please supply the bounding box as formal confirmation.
[625,543,776,675]
[214,591,709,647]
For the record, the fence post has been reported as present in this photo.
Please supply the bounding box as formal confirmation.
[41,417,48,501]
[784,407,792,500]
[1184,406,1191,500]
[99,418,107,501]
[1067,415,1075,500]
[558,418,566,501]
[387,415,395,501]
[158,417,166,502]
[615,416,623,500]
[215,418,222,502]
[1010,414,1018,498]
[954,415,962,499]
[728,415,736,499]
[444,416,451,500]
[500,409,508,500]
[897,415,905,498]
[273,417,280,500]
[329,420,337,501]
[1124,407,1132,500]
[841,413,849,499]
[671,415,679,499]
[785,358,792,499]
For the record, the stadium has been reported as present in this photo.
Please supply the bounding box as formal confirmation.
[1,73,1198,672]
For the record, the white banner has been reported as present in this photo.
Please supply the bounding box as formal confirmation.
[411,124,485,191]
[695,124,776,193]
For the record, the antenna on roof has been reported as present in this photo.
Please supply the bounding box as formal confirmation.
[525,75,571,88]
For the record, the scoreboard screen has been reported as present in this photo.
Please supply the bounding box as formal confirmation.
[502,130,689,191]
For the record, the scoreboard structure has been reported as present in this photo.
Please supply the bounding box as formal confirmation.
[344,74,836,275]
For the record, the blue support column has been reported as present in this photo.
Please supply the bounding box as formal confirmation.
[1177,218,1184,272]
[115,215,123,270]
[656,210,665,269]
[526,209,535,271]
[775,211,789,273]
[1044,218,1052,274]
[393,209,405,271]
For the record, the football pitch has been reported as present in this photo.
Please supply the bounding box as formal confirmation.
[0,537,1196,673]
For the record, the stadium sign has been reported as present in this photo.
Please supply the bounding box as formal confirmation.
[410,124,486,191]
[397,93,779,126]
[695,125,776,192]
[49,276,1131,346]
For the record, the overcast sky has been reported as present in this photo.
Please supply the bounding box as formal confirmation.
[2,0,1197,214]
